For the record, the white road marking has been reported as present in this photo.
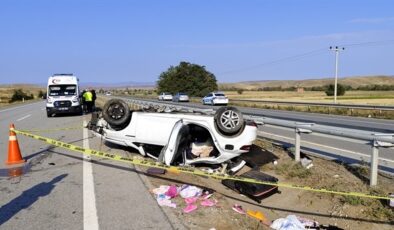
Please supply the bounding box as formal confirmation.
[257,130,394,164]
[0,101,43,113]
[83,120,99,230]
[16,114,31,121]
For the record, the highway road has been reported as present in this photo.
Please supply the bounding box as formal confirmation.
[117,96,394,172]
[0,101,184,229]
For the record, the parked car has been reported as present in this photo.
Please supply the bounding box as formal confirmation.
[202,92,229,105]
[88,99,257,174]
[172,92,189,102]
[158,92,173,101]
[105,91,112,96]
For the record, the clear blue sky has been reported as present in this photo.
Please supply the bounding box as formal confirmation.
[1,0,393,84]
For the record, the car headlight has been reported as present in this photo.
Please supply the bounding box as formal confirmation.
[47,97,53,103]
[72,96,79,103]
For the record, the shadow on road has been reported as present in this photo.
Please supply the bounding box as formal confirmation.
[0,174,67,225]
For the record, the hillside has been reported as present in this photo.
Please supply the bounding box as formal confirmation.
[219,75,394,90]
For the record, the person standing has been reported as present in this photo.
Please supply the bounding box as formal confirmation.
[91,89,96,112]
[83,90,93,113]
[81,89,87,113]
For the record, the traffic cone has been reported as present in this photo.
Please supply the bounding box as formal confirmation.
[6,124,25,165]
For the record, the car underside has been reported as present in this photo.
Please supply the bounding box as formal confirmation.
[88,99,257,174]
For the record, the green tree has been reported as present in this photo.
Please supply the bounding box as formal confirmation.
[38,90,45,98]
[9,89,34,102]
[157,61,218,97]
[325,84,346,96]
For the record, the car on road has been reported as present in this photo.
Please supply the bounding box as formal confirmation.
[172,92,189,102]
[105,91,112,96]
[89,99,257,173]
[202,92,229,106]
[158,92,173,101]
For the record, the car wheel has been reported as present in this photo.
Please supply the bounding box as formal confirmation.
[214,106,244,136]
[102,99,131,127]
[47,111,52,117]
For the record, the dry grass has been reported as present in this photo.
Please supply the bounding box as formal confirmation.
[225,90,394,105]
[0,85,45,107]
[220,75,394,90]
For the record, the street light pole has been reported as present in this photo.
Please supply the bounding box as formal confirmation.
[329,46,345,104]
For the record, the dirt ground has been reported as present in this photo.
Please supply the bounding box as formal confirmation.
[141,139,394,230]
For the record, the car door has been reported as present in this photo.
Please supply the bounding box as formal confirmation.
[159,120,190,166]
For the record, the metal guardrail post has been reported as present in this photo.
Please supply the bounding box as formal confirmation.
[370,141,379,186]
[294,123,313,162]
[370,135,394,186]
[295,131,301,162]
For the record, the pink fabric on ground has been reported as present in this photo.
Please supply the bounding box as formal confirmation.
[165,185,178,198]
[185,197,198,204]
[183,204,198,213]
[201,199,217,207]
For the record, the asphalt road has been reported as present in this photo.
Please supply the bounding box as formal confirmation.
[117,96,394,172]
[0,101,183,229]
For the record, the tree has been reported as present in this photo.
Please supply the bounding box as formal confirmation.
[9,89,34,102]
[38,90,45,98]
[325,84,346,96]
[157,61,218,97]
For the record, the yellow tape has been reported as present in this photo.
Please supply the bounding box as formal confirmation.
[19,126,84,133]
[13,128,392,201]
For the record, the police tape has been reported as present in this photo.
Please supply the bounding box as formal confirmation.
[12,128,392,201]
[19,125,84,132]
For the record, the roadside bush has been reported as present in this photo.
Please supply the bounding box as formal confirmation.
[237,89,244,94]
[38,90,45,98]
[325,84,346,96]
[9,89,34,102]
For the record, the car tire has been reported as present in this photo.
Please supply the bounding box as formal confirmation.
[47,111,52,117]
[102,99,131,127]
[214,106,244,136]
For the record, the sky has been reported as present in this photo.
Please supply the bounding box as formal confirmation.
[1,0,394,84]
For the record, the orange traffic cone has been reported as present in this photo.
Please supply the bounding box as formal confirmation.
[6,124,25,165]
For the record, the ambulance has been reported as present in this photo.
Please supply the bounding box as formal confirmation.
[46,74,82,117]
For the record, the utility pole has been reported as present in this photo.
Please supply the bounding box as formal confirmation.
[329,46,345,104]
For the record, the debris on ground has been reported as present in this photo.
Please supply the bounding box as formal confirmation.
[151,184,217,214]
[222,169,279,203]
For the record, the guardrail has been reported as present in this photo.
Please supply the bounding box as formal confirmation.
[104,96,394,186]
[230,99,394,111]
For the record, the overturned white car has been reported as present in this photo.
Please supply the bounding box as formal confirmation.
[88,99,257,173]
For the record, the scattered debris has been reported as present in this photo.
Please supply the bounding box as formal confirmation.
[389,193,394,208]
[151,184,217,214]
[232,204,246,214]
[247,210,271,226]
[300,157,313,169]
[270,215,306,230]
[222,170,279,203]
[147,167,166,175]
[179,185,203,198]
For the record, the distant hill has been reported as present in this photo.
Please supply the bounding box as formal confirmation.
[81,81,155,89]
[219,75,394,90]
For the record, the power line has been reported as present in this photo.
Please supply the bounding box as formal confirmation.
[340,39,394,48]
[219,39,394,75]
[219,48,327,75]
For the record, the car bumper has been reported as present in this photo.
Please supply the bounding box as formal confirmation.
[47,105,82,114]
[213,99,228,105]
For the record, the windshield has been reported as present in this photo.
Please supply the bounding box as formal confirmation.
[214,93,225,96]
[48,85,77,96]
